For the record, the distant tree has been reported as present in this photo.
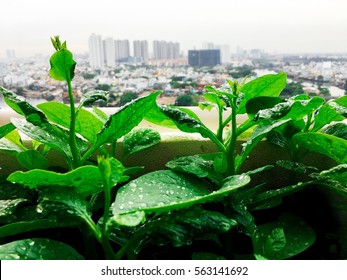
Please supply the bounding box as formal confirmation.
[319,87,330,97]
[15,87,25,96]
[316,75,324,88]
[281,82,304,97]
[229,65,255,79]
[119,92,138,106]
[82,73,96,80]
[95,84,111,91]
[175,94,194,106]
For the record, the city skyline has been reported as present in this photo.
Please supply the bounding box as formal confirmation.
[1,0,347,58]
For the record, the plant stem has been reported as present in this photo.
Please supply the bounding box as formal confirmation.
[216,104,224,142]
[66,78,80,169]
[100,176,116,260]
[225,99,238,176]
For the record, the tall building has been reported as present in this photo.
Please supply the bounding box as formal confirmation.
[6,49,16,60]
[88,33,104,69]
[188,49,221,67]
[103,37,116,68]
[201,42,230,64]
[153,40,180,60]
[133,40,149,62]
[217,44,230,64]
[115,40,130,62]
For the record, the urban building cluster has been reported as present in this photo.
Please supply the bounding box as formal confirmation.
[88,33,181,69]
[1,38,347,109]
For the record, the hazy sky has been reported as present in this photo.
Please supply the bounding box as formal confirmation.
[1,0,347,57]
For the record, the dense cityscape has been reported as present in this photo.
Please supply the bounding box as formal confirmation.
[1,34,347,108]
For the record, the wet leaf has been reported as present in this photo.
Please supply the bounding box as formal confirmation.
[143,208,237,247]
[254,213,316,259]
[166,154,221,184]
[0,137,24,155]
[95,92,160,146]
[0,218,78,238]
[321,122,347,140]
[78,90,109,109]
[112,170,250,219]
[0,238,84,260]
[238,72,287,114]
[123,128,161,159]
[313,97,347,131]
[98,157,125,187]
[319,164,347,185]
[7,166,103,196]
[38,102,104,143]
[293,132,347,163]
[11,117,72,158]
[0,198,28,218]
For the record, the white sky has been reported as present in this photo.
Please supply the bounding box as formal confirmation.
[1,0,347,57]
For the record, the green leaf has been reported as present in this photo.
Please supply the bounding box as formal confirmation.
[37,102,104,143]
[143,208,237,247]
[49,48,76,81]
[112,170,250,218]
[313,97,347,131]
[112,211,146,227]
[254,213,316,259]
[0,218,77,238]
[166,154,221,184]
[95,92,160,146]
[11,117,87,162]
[7,166,103,196]
[92,106,109,122]
[321,122,347,140]
[246,96,284,118]
[203,93,226,108]
[16,150,49,170]
[4,129,26,150]
[0,198,28,218]
[319,164,347,185]
[0,137,24,155]
[276,160,318,174]
[78,90,109,109]
[160,105,224,151]
[0,238,84,260]
[293,132,347,163]
[238,72,287,114]
[37,190,90,222]
[143,104,177,129]
[123,128,161,159]
[98,157,125,187]
[255,97,324,122]
[0,123,16,139]
[10,117,73,159]
[236,119,290,172]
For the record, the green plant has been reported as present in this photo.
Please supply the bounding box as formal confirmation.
[0,38,346,260]
[109,73,328,259]
[0,37,161,259]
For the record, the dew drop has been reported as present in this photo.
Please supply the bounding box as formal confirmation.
[36,206,43,214]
